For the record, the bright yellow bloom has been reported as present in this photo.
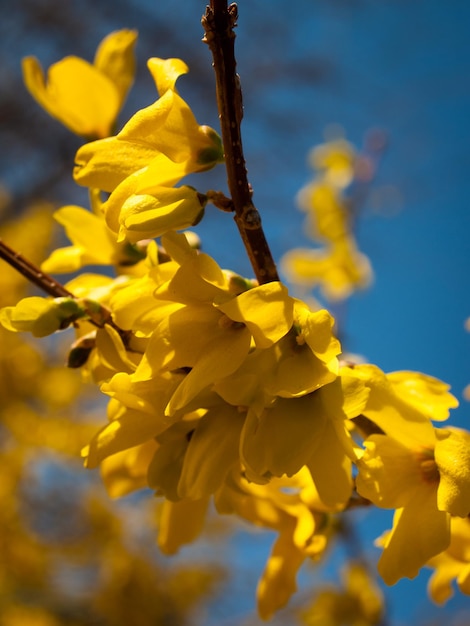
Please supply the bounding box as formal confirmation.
[146,278,293,416]
[147,403,245,501]
[23,30,137,138]
[0,296,86,337]
[240,374,368,511]
[297,181,350,243]
[427,516,470,604]
[114,184,206,243]
[215,466,332,620]
[281,237,372,301]
[129,234,296,416]
[348,364,458,445]
[83,369,185,468]
[214,301,340,415]
[309,136,357,188]
[73,58,223,193]
[100,153,191,228]
[40,203,146,273]
[356,426,470,585]
[281,136,372,303]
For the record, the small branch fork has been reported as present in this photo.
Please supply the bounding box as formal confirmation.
[202,1,280,284]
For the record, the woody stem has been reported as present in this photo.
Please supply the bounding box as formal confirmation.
[0,238,73,298]
[202,1,279,284]
[0,238,130,340]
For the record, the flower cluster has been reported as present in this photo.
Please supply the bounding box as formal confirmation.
[1,29,469,620]
[280,134,373,302]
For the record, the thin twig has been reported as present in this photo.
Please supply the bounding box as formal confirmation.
[0,238,131,343]
[202,1,279,284]
[0,238,73,298]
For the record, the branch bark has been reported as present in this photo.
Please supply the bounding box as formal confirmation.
[0,238,130,342]
[0,238,73,298]
[202,1,279,284]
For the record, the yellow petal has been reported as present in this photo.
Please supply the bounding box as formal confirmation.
[157,497,209,555]
[119,186,205,242]
[378,492,450,584]
[349,364,437,447]
[241,395,324,482]
[41,205,117,272]
[166,323,251,414]
[428,551,466,604]
[23,56,119,138]
[218,282,294,348]
[94,326,137,374]
[387,370,458,421]
[147,422,194,499]
[264,338,338,397]
[84,406,164,468]
[435,428,470,517]
[257,530,306,620]
[100,440,157,498]
[356,435,424,509]
[296,305,341,363]
[178,404,244,499]
[93,29,137,107]
[147,57,189,95]
[74,138,160,192]
[155,252,229,305]
[306,417,353,509]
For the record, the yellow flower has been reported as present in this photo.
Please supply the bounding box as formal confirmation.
[147,403,245,501]
[82,366,188,468]
[0,296,86,337]
[40,203,146,273]
[214,466,332,619]
[309,136,357,189]
[356,426,470,585]
[240,373,368,509]
[22,30,137,138]
[214,300,340,413]
[427,516,470,604]
[281,237,372,301]
[73,58,223,193]
[114,185,207,243]
[148,279,293,416]
[297,180,349,243]
[130,235,296,416]
[348,364,458,445]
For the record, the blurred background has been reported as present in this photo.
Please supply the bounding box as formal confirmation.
[0,0,469,624]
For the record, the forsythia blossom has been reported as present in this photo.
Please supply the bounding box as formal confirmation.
[281,134,373,302]
[23,30,137,138]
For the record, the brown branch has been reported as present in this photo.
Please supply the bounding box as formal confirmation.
[0,238,73,298]
[0,238,131,343]
[202,1,279,284]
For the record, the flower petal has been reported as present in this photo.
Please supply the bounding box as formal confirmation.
[377,492,450,584]
[435,428,470,517]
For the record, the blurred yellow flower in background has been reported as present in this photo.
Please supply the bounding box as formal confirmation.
[22,30,137,138]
